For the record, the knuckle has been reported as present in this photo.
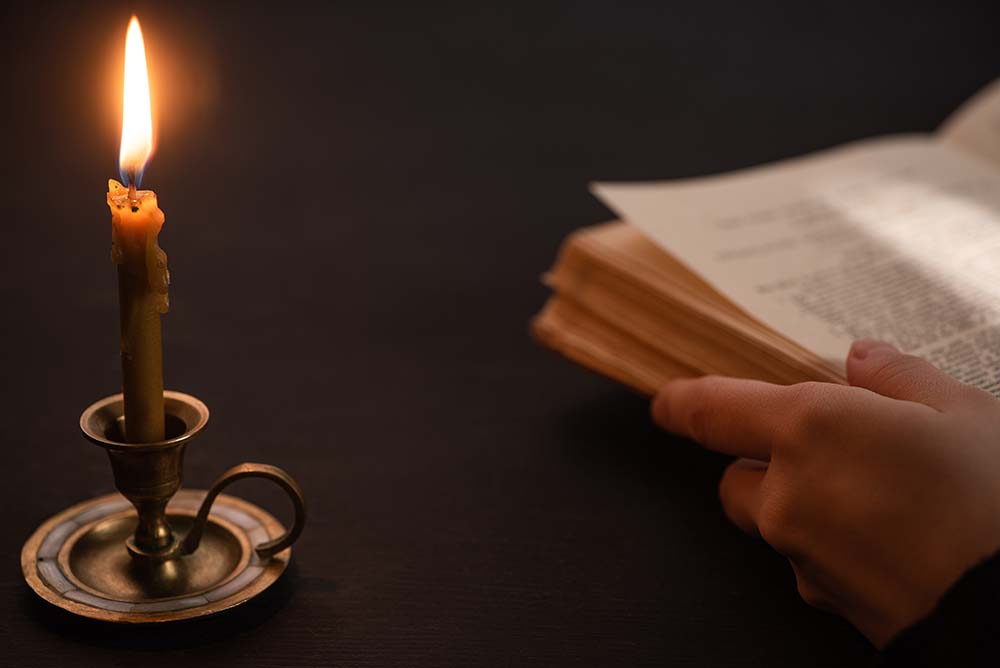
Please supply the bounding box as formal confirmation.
[757,493,793,549]
[789,381,827,403]
[868,355,925,392]
[784,383,839,441]
[800,404,839,439]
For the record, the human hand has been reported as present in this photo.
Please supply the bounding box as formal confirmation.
[651,340,1000,647]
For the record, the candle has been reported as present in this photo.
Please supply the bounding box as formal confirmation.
[107,16,169,443]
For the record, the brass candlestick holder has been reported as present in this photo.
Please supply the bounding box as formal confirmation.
[20,391,306,623]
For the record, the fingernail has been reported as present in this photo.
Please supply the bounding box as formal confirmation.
[851,339,897,360]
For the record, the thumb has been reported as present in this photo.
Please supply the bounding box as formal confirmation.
[846,339,981,409]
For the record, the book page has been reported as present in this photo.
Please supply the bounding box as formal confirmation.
[939,79,1000,167]
[593,138,1000,394]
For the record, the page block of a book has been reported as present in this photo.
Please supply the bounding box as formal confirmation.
[594,138,1000,393]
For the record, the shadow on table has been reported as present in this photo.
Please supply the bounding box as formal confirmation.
[19,561,298,651]
[551,388,729,487]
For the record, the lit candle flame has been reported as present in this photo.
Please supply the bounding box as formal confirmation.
[119,16,153,187]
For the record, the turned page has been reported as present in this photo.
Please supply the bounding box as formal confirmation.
[593,136,1000,394]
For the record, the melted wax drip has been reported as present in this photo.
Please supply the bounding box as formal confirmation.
[107,179,170,314]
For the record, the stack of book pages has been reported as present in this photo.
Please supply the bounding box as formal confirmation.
[534,80,1000,396]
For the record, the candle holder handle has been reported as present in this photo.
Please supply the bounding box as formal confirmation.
[80,392,308,564]
[182,462,306,560]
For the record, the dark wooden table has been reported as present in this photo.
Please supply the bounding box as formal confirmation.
[4,1,998,665]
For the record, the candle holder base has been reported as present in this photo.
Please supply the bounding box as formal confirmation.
[21,489,291,623]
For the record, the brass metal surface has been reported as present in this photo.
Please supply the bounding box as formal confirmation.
[185,462,307,561]
[62,510,247,602]
[78,392,306,565]
[80,391,209,558]
[20,391,308,623]
[21,490,292,623]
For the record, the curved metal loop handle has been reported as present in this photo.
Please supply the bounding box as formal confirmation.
[182,462,306,561]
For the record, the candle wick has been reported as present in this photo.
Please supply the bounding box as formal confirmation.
[128,182,138,205]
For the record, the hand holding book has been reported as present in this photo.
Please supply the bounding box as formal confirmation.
[652,340,1000,648]
[533,79,1000,655]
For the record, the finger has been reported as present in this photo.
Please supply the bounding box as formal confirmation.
[652,376,795,460]
[718,458,767,535]
[790,561,837,614]
[846,339,985,410]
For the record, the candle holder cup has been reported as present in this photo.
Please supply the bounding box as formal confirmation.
[20,391,306,623]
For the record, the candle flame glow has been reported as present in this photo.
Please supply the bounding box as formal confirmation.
[119,16,153,187]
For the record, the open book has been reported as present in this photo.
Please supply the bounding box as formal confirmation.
[533,80,1000,397]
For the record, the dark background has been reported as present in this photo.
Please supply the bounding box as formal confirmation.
[2,1,998,665]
